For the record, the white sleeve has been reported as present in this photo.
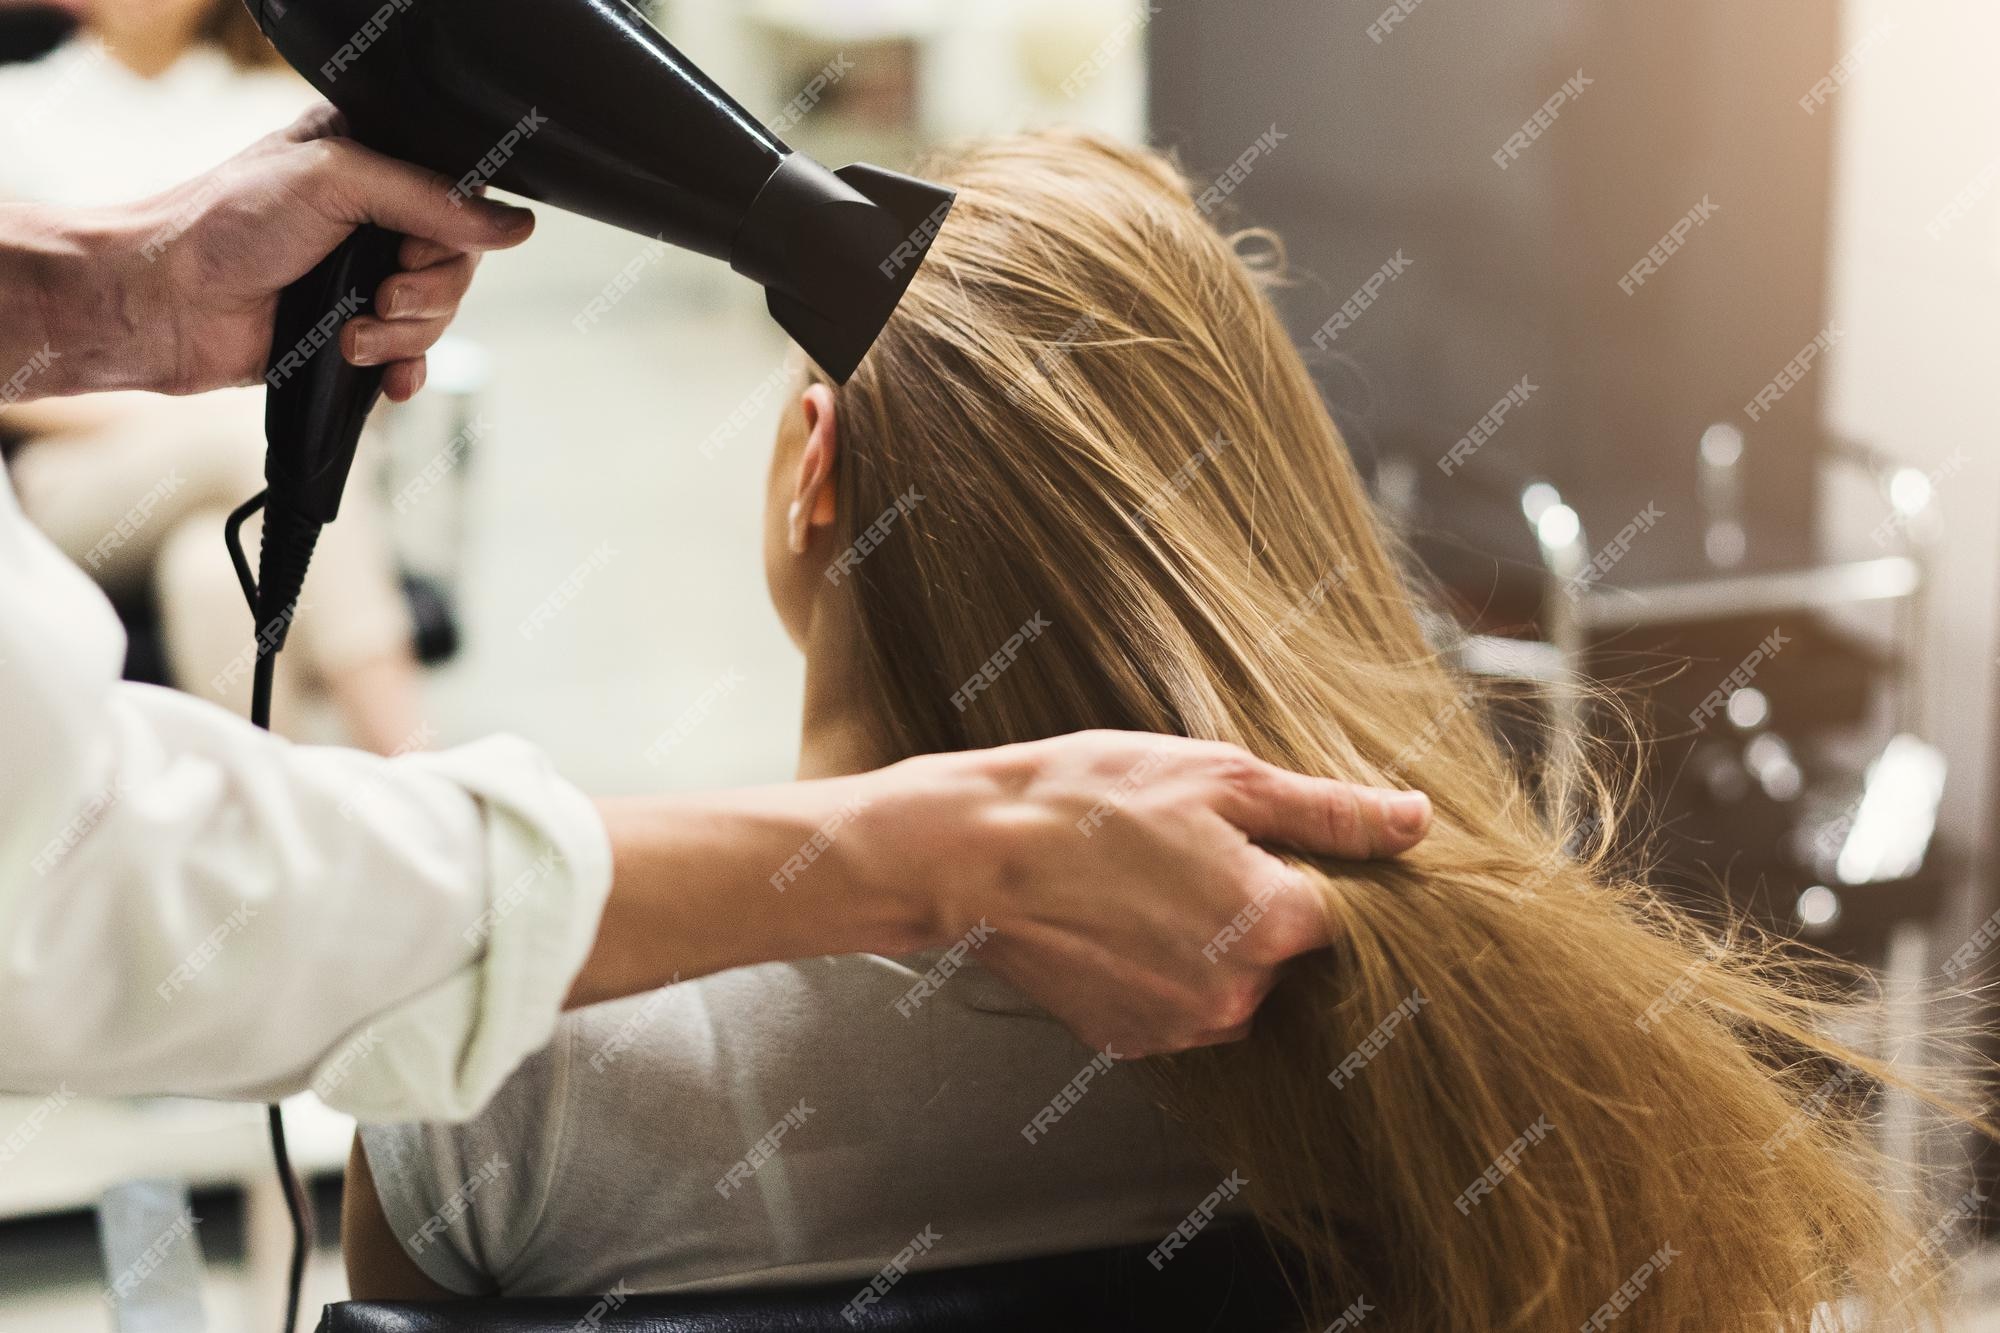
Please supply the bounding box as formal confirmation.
[0,471,611,1122]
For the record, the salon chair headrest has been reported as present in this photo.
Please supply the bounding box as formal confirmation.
[318,1223,1300,1332]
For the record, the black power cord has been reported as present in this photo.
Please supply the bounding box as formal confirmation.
[226,489,316,1333]
[222,218,400,1333]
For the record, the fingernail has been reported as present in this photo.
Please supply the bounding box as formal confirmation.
[349,327,379,365]
[382,284,407,318]
[1385,791,1430,837]
[495,204,534,234]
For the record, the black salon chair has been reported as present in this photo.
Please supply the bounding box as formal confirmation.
[317,1224,1302,1332]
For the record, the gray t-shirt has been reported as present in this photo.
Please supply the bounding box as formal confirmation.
[362,949,1230,1297]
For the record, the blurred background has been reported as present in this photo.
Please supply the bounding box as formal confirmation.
[0,0,1995,1327]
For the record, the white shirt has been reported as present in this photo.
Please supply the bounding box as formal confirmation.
[361,950,1230,1297]
[0,39,317,206]
[0,461,612,1122]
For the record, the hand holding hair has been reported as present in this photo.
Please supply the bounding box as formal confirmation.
[927,730,1431,1056]
[572,729,1430,1058]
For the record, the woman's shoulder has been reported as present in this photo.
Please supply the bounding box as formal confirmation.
[557,954,948,1077]
[546,952,1070,1143]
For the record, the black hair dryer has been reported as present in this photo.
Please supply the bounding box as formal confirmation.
[239,0,956,655]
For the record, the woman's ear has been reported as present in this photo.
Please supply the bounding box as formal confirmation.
[787,383,841,556]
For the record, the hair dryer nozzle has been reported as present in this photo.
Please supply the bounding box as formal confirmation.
[732,155,956,383]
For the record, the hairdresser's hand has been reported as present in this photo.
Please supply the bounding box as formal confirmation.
[897,732,1431,1056]
[577,733,1429,1056]
[13,104,533,402]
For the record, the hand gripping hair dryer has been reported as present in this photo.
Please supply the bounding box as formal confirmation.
[225,8,953,1328]
[233,0,956,665]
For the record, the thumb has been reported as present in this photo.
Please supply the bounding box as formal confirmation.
[303,137,536,253]
[1216,762,1433,860]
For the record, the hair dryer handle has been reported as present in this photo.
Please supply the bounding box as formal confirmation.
[261,223,404,525]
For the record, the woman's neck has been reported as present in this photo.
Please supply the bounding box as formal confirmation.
[796,708,879,782]
[93,19,203,80]
[794,607,887,781]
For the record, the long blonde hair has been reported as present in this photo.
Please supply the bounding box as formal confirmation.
[813,128,1970,1331]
